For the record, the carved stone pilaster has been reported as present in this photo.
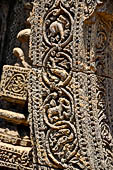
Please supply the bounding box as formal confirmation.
[28,0,113,170]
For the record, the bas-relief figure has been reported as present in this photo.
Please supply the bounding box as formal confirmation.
[0,0,113,170]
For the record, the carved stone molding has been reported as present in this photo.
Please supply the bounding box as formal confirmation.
[0,0,33,169]
[0,65,29,104]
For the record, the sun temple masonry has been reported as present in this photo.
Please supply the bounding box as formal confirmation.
[0,0,113,169]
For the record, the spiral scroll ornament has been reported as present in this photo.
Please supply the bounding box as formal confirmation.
[42,0,79,168]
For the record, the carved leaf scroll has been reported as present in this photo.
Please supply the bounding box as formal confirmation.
[28,0,113,170]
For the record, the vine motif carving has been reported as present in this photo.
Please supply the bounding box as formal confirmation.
[97,77,113,169]
[92,20,108,75]
[42,0,78,168]
[43,3,73,47]
[84,0,103,18]
[29,0,109,169]
[42,48,72,88]
[95,18,113,169]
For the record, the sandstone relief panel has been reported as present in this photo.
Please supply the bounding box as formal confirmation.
[0,0,113,170]
[29,0,113,169]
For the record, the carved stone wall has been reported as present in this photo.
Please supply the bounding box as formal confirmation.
[0,0,33,169]
[29,0,113,169]
[0,0,113,170]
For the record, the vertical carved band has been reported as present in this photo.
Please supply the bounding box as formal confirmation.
[28,0,106,170]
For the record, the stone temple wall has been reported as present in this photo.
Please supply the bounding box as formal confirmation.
[0,0,113,170]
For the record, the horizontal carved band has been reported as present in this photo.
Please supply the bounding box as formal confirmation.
[0,141,32,169]
[0,65,29,104]
[0,109,28,125]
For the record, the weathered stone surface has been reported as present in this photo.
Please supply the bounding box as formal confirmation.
[0,1,33,169]
[29,0,113,169]
[0,65,29,104]
[0,0,113,170]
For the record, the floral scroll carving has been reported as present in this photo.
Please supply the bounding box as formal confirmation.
[28,0,108,170]
[1,0,113,170]
[41,1,79,168]
[29,0,113,170]
[84,0,103,18]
